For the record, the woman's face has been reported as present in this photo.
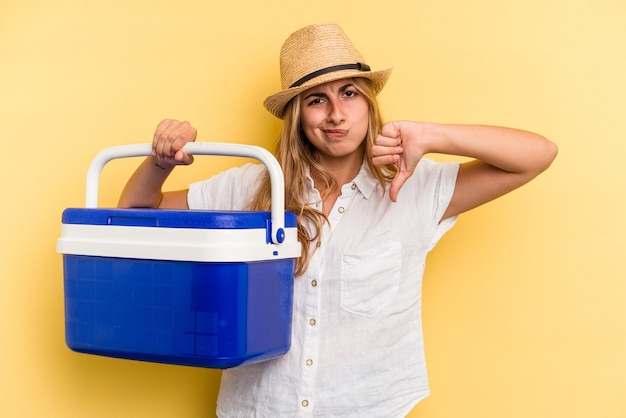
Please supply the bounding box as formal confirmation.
[299,78,369,161]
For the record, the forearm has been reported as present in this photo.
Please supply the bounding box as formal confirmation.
[118,157,175,208]
[423,123,557,175]
[373,120,557,205]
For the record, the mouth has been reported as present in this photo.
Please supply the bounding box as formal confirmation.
[324,129,348,139]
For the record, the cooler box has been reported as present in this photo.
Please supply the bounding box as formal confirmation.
[57,142,301,369]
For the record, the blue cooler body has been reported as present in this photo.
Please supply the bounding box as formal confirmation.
[57,142,301,369]
[58,208,300,369]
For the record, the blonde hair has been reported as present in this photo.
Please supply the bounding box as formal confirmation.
[247,78,396,276]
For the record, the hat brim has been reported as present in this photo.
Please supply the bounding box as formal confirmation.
[263,67,392,119]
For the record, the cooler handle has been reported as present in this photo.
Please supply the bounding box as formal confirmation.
[85,142,287,244]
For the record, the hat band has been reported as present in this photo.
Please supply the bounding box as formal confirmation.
[289,62,371,88]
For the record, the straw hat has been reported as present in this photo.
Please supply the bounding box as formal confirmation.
[263,23,392,119]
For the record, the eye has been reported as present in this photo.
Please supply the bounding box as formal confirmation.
[343,89,358,98]
[307,97,324,106]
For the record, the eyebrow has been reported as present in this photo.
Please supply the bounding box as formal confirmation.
[303,82,355,101]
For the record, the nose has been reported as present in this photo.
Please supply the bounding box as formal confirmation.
[326,99,345,125]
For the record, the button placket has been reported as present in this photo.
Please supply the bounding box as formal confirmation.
[300,278,319,407]
[299,240,324,414]
[325,184,354,225]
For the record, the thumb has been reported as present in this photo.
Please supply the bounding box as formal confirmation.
[174,149,195,165]
[389,170,411,202]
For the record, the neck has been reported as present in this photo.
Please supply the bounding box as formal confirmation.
[313,152,363,188]
[310,153,362,217]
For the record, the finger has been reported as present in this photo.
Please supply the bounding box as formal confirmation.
[169,123,197,157]
[153,120,176,158]
[374,134,402,147]
[371,141,403,156]
[372,135,401,152]
[380,121,401,139]
[371,153,400,167]
[153,120,194,159]
[155,136,173,160]
[153,119,173,153]
[162,124,186,157]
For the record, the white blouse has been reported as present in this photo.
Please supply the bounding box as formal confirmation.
[188,158,459,418]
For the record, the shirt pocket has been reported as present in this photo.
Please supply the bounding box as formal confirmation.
[340,241,401,317]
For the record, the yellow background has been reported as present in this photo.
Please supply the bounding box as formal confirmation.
[1,0,625,417]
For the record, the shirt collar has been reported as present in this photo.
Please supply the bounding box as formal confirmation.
[352,160,378,199]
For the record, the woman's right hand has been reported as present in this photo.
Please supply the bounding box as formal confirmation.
[152,119,198,165]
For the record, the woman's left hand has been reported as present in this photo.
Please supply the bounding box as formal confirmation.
[372,121,427,202]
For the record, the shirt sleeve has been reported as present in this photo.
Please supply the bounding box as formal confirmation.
[413,159,460,251]
[187,163,266,210]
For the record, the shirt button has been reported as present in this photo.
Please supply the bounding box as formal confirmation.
[351,183,357,190]
[309,318,316,326]
[306,359,313,366]
[311,279,318,287]
[338,206,345,213]
[302,400,309,407]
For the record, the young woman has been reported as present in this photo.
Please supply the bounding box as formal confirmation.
[119,23,557,418]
